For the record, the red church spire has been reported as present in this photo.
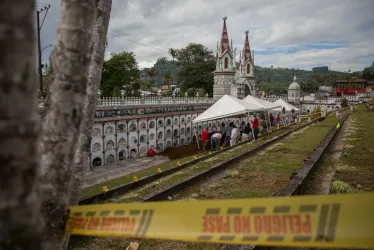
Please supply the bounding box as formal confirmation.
[243,30,251,62]
[220,16,231,53]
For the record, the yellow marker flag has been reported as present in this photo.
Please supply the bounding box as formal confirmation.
[194,155,198,160]
[157,168,162,173]
[102,186,108,192]
[220,147,223,150]
[336,122,341,129]
[209,151,212,155]
[133,176,138,182]
[177,161,181,166]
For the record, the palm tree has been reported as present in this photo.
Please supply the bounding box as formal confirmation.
[163,73,173,86]
[147,67,157,87]
[168,48,177,61]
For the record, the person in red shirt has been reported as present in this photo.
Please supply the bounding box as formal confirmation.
[276,114,281,124]
[270,114,274,126]
[201,125,208,151]
[251,112,259,140]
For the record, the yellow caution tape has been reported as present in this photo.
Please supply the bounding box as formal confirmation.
[66,193,374,248]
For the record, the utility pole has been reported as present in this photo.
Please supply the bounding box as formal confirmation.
[37,5,50,99]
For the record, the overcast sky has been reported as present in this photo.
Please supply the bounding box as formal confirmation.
[38,0,374,72]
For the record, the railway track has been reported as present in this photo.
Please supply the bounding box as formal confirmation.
[80,116,327,205]
[140,115,339,203]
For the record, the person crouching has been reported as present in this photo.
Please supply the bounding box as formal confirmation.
[210,132,222,151]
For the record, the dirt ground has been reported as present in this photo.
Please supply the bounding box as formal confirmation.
[159,142,204,159]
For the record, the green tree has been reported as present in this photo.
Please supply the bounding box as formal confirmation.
[163,73,173,86]
[175,43,215,95]
[341,98,349,107]
[147,67,157,86]
[169,48,177,61]
[100,51,140,97]
[186,87,205,97]
[157,56,167,85]
[362,62,374,80]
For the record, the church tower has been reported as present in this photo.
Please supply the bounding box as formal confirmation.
[234,30,256,98]
[213,16,236,100]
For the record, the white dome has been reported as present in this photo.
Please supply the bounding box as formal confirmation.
[288,75,300,90]
[289,81,301,90]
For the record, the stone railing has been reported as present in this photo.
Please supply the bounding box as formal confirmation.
[96,96,215,107]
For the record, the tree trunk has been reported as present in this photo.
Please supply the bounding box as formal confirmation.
[69,0,112,207]
[38,0,97,249]
[0,1,42,249]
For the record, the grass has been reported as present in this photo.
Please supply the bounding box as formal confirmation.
[70,116,341,250]
[179,115,340,202]
[80,151,208,198]
[330,105,374,194]
[331,180,357,193]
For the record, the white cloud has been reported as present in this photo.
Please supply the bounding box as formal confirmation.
[38,0,374,72]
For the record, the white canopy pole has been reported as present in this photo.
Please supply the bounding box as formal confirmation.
[266,109,272,133]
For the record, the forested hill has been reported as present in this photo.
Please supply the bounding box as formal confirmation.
[140,61,351,91]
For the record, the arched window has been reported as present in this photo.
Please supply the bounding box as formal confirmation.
[224,57,228,69]
[247,64,250,74]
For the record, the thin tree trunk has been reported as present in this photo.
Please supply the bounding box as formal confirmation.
[69,0,112,207]
[0,1,42,249]
[38,0,97,249]
[63,2,112,246]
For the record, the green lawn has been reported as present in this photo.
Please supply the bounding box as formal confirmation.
[80,151,208,198]
[331,105,374,194]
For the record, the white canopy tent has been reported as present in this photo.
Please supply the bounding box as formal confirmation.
[192,95,263,124]
[242,95,281,132]
[272,99,300,111]
[242,95,280,110]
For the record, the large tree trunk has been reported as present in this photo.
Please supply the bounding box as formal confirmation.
[38,0,97,249]
[0,1,42,249]
[69,0,112,206]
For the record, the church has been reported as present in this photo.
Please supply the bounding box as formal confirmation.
[213,17,258,100]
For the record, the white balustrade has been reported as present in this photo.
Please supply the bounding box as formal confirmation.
[95,95,215,107]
